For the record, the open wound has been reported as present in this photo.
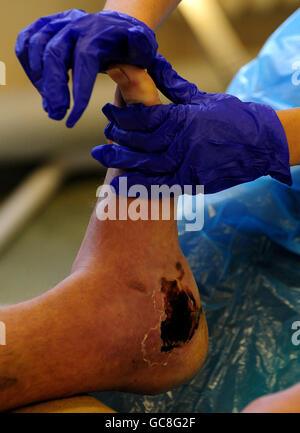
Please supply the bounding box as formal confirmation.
[160,262,202,352]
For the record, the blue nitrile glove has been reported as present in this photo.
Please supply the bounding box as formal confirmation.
[92,54,292,195]
[15,10,158,128]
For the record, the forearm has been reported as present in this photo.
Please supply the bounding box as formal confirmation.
[103,0,181,29]
[242,382,300,412]
[277,108,300,166]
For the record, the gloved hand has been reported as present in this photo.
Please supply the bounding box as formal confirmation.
[15,9,158,127]
[92,54,292,195]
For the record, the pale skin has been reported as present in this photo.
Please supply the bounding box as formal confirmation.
[0,66,208,412]
[103,0,181,30]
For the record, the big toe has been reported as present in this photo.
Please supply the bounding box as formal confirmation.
[107,64,161,106]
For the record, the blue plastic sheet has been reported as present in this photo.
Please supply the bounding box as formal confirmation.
[94,8,300,412]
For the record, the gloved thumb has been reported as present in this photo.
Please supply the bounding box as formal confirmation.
[127,25,158,69]
[148,54,206,104]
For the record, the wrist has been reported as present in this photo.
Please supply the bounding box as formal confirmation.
[100,10,156,38]
[103,2,157,29]
[276,108,300,167]
[103,0,182,30]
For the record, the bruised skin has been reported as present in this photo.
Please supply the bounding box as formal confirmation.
[0,65,208,411]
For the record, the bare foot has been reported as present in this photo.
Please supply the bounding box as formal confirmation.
[73,64,209,393]
[0,65,208,411]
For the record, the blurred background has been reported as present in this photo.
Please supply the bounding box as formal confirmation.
[0,0,298,305]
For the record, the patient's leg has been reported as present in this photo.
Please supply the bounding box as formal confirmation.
[0,66,208,411]
[13,396,116,413]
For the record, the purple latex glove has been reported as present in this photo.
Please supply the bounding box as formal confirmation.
[15,9,158,127]
[92,55,292,195]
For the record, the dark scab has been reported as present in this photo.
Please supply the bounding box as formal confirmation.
[160,263,202,353]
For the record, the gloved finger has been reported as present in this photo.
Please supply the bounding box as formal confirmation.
[66,46,100,128]
[110,171,180,197]
[42,26,75,120]
[102,103,170,132]
[91,144,177,173]
[15,16,52,79]
[104,122,172,153]
[65,17,127,126]
[28,20,71,91]
[28,11,87,90]
[148,53,206,104]
[93,13,157,73]
[15,10,85,83]
[126,25,158,69]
